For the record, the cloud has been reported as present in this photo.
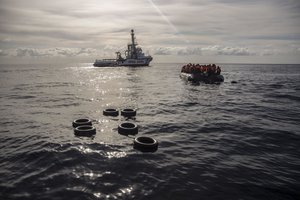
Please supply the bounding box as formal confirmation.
[0,49,8,56]
[153,47,175,55]
[176,47,202,56]
[1,44,299,62]
[16,48,51,57]
[152,46,200,55]
[153,45,255,56]
[202,45,256,56]
[14,48,98,57]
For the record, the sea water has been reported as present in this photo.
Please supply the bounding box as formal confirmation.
[0,63,299,200]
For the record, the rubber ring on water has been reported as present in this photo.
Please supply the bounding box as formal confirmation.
[133,136,158,152]
[72,118,92,128]
[121,108,136,117]
[118,122,138,135]
[103,108,119,116]
[74,125,96,137]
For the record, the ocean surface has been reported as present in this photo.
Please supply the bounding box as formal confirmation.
[0,63,299,200]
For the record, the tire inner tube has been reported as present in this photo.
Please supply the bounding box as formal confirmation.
[118,122,138,135]
[134,136,158,152]
[103,108,119,116]
[121,109,136,117]
[72,118,92,128]
[74,125,96,137]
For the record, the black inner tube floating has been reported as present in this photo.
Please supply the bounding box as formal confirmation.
[121,108,136,117]
[118,122,138,135]
[134,136,158,152]
[74,125,96,137]
[72,118,92,128]
[103,108,119,116]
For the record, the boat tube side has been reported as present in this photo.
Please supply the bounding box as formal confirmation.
[180,72,224,83]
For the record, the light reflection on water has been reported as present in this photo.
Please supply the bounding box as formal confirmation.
[76,145,127,159]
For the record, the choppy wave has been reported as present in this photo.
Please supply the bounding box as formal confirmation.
[0,63,299,200]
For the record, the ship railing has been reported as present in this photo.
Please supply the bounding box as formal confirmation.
[95,59,117,62]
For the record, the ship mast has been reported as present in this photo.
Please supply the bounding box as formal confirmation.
[130,29,137,59]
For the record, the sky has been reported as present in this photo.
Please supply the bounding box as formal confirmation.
[0,0,300,64]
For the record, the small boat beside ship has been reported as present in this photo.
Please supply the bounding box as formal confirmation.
[94,29,153,67]
[180,63,224,83]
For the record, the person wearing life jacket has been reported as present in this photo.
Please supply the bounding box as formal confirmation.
[187,65,190,73]
[196,64,200,73]
[207,64,211,76]
[193,64,197,73]
[216,66,221,75]
[199,65,203,74]
[204,65,209,76]
[204,65,207,75]
[212,64,216,74]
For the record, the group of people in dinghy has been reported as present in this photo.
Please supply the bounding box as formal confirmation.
[181,63,221,76]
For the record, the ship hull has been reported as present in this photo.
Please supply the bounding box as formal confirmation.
[118,58,152,66]
[93,58,152,67]
[93,59,118,67]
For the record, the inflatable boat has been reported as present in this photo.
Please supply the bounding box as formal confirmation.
[180,63,224,84]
